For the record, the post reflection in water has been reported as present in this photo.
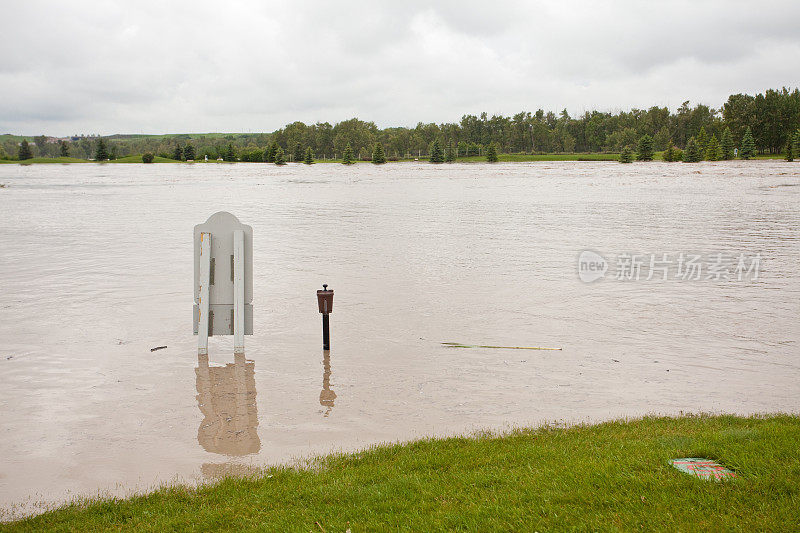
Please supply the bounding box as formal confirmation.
[195,351,260,455]
[320,349,336,417]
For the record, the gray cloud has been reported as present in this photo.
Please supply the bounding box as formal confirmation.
[1,0,798,135]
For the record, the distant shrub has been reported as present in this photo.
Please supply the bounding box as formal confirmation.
[683,137,702,163]
[721,128,735,160]
[223,144,236,162]
[372,142,386,164]
[94,138,108,161]
[264,142,278,163]
[274,146,286,165]
[740,127,755,160]
[342,143,354,165]
[445,141,456,162]
[428,139,444,163]
[485,143,499,162]
[662,144,677,162]
[636,134,654,161]
[239,150,264,162]
[142,153,155,163]
[18,139,33,160]
[705,136,722,161]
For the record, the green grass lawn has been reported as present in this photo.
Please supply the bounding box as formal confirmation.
[4,414,798,532]
[0,155,181,164]
[311,153,620,163]
[0,157,89,164]
[109,155,181,163]
[753,153,793,160]
[454,152,620,162]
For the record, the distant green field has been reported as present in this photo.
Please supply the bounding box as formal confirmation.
[5,414,798,532]
[0,134,34,143]
[104,132,260,141]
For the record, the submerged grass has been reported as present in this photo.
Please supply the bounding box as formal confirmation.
[3,414,798,532]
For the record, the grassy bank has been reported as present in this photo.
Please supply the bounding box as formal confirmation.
[108,155,180,163]
[2,152,794,164]
[0,154,618,164]
[456,152,621,162]
[4,414,798,531]
[0,157,88,164]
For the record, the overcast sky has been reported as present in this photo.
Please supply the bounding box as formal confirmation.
[2,0,799,136]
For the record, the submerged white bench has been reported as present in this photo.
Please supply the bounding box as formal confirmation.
[193,211,253,355]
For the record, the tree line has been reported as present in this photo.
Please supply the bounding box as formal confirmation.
[617,125,796,163]
[3,87,798,162]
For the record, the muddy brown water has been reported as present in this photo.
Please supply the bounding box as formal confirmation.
[1,161,798,518]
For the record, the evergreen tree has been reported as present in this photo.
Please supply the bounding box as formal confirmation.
[793,130,800,159]
[173,144,184,161]
[662,143,676,162]
[264,142,277,163]
[740,127,755,160]
[696,126,708,154]
[59,141,69,158]
[372,142,386,164]
[705,135,722,161]
[683,137,701,162]
[18,139,33,160]
[95,138,109,161]
[721,127,734,160]
[429,139,444,163]
[142,152,155,163]
[304,146,314,164]
[342,143,354,165]
[619,146,633,163]
[224,143,236,162]
[184,144,196,161]
[274,146,286,165]
[486,142,498,162]
[786,139,794,162]
[636,134,654,161]
[109,145,117,160]
[445,141,456,162]
[292,142,303,163]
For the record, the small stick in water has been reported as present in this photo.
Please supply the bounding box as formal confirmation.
[441,342,561,351]
[150,346,168,352]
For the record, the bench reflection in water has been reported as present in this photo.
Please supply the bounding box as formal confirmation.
[195,352,260,456]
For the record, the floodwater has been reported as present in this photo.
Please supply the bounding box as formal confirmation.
[0,161,798,518]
